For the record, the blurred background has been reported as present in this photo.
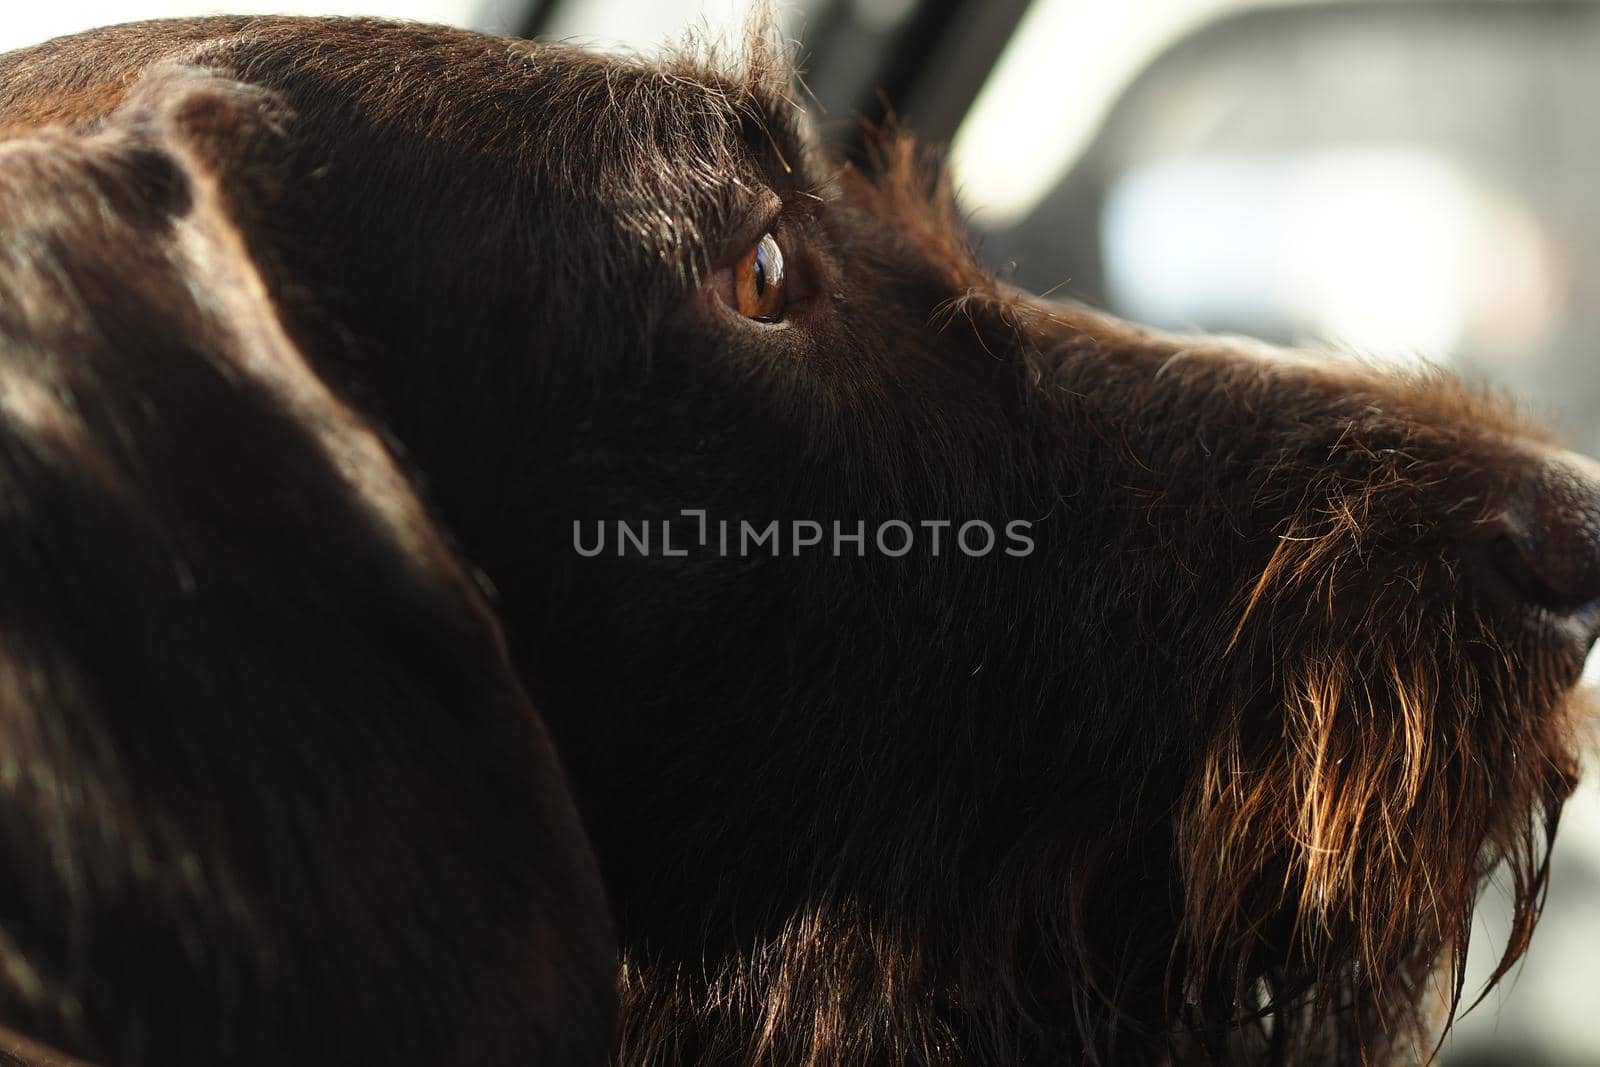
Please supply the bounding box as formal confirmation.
[4,0,1597,1061]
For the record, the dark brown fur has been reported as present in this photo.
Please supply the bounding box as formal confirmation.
[0,44,613,1067]
[0,16,1592,1066]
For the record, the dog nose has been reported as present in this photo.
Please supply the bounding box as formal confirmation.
[1487,451,1600,630]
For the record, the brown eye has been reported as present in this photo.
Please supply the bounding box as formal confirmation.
[731,232,787,322]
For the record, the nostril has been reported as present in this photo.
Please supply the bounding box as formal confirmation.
[1486,452,1600,615]
[1488,527,1600,613]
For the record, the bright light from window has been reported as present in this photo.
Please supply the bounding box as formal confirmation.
[948,0,1316,229]
[0,0,484,56]
[541,0,754,53]
[1101,148,1557,364]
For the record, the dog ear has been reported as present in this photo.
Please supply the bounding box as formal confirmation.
[0,73,614,1067]
[117,65,294,228]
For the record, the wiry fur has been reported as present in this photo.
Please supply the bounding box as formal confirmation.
[1178,423,1585,1063]
[0,16,1592,1067]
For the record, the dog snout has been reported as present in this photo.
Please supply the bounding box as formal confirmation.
[1483,450,1600,649]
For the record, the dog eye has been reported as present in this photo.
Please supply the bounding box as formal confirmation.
[726,232,787,323]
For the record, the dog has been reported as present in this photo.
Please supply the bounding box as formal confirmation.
[0,16,1594,1066]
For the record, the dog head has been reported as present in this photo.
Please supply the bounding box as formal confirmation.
[1,17,1594,1065]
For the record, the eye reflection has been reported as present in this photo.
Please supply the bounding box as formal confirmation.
[731,232,786,322]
